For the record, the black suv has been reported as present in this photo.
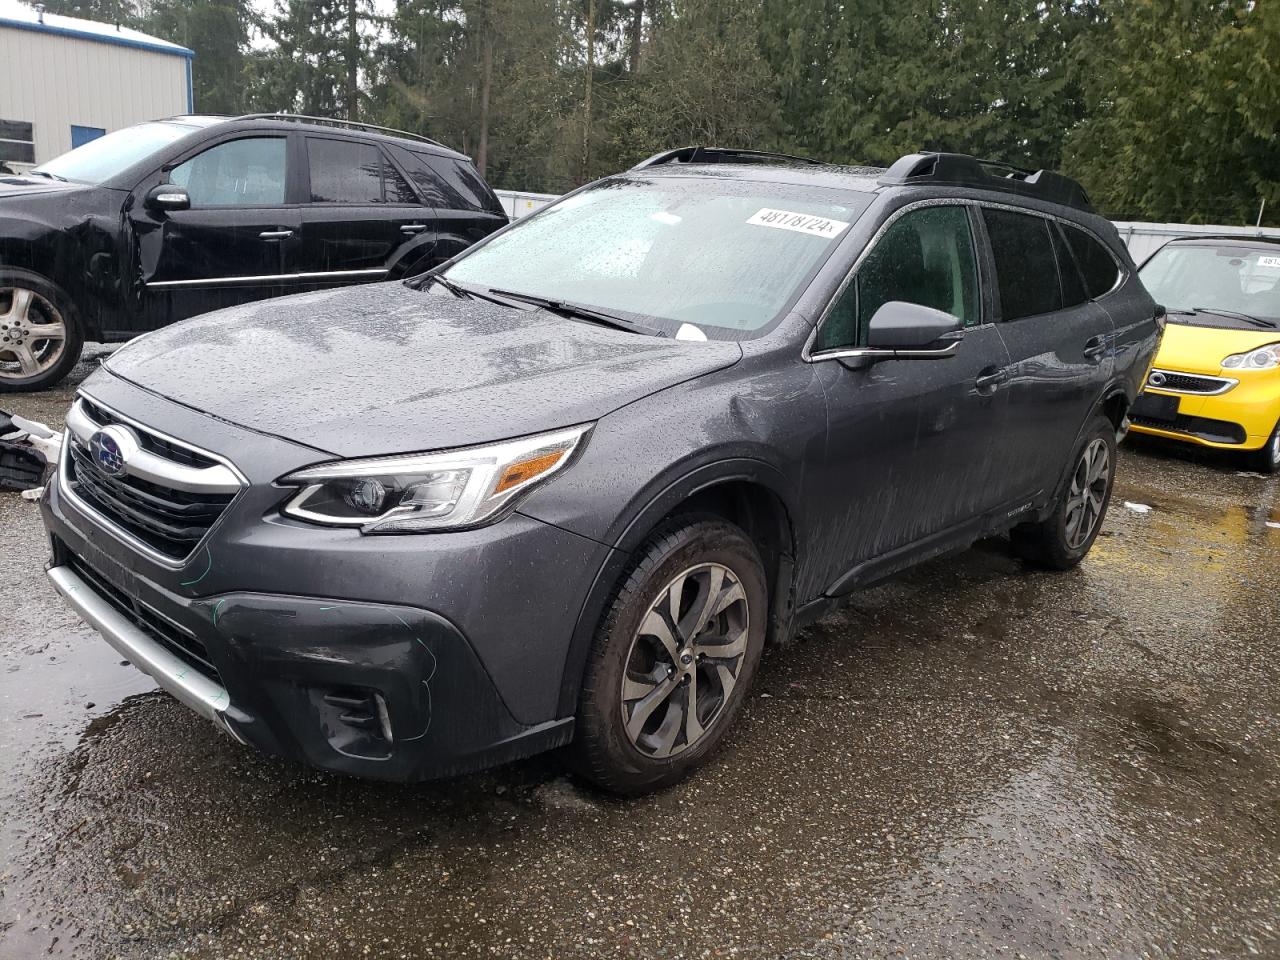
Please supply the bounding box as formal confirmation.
[41,149,1162,794]
[0,114,507,391]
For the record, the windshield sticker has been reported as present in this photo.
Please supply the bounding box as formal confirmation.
[1257,255,1280,269]
[747,208,851,239]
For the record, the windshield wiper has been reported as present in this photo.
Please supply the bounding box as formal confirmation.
[421,273,473,300]
[486,288,663,337]
[28,170,67,182]
[1191,306,1276,329]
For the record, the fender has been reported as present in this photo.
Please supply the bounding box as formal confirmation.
[553,457,802,717]
[1041,379,1133,519]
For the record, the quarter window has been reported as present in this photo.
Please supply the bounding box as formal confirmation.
[815,205,979,352]
[1051,223,1089,308]
[169,137,286,207]
[308,137,383,204]
[982,208,1063,321]
[1064,224,1121,299]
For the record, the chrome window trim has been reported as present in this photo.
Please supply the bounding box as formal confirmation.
[146,267,388,289]
[802,197,1129,363]
[1145,368,1239,396]
[59,392,248,569]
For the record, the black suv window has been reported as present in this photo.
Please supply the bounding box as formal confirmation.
[982,208,1064,321]
[169,137,286,207]
[1063,224,1120,299]
[816,205,979,352]
[308,137,383,204]
[384,160,419,205]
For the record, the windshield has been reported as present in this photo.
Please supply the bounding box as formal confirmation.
[443,176,873,338]
[1140,243,1280,327]
[34,121,200,185]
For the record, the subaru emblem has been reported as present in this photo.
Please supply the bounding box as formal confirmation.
[88,426,134,478]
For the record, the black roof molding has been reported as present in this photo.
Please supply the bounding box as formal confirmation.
[226,113,449,150]
[879,152,1094,213]
[632,146,828,170]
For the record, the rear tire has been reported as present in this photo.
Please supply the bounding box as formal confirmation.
[0,270,84,393]
[1253,420,1280,474]
[569,517,767,795]
[1012,414,1117,570]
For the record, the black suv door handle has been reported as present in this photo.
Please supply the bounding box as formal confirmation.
[1083,336,1108,361]
[400,224,428,235]
[975,367,1009,392]
[259,230,293,240]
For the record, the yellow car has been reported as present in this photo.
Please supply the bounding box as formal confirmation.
[1131,236,1280,473]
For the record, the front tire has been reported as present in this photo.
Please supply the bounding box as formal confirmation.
[570,517,768,795]
[0,270,84,393]
[1253,419,1280,475]
[1012,414,1117,570]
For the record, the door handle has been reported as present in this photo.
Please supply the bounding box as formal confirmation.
[975,367,1009,392]
[259,230,293,240]
[400,224,427,235]
[1083,336,1108,361]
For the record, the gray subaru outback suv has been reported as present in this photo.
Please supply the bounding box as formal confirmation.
[41,148,1162,794]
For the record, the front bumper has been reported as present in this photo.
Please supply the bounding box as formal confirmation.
[39,373,616,781]
[1129,373,1279,451]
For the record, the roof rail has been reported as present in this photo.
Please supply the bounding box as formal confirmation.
[227,113,448,150]
[632,146,828,170]
[879,152,1094,213]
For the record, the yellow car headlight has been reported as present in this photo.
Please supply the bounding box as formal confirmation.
[1222,342,1280,370]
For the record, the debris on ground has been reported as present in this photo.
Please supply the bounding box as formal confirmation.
[0,410,60,493]
[1123,501,1154,514]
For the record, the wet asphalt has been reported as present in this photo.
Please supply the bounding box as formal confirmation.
[1,352,1277,960]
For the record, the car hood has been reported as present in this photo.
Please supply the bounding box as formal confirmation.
[1157,319,1280,376]
[0,174,87,200]
[103,282,743,457]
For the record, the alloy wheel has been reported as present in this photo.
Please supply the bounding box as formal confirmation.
[620,562,750,759]
[0,287,68,381]
[1064,438,1110,550]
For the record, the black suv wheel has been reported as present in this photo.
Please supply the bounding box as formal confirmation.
[0,270,83,393]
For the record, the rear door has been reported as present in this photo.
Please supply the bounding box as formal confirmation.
[292,135,436,291]
[133,133,297,328]
[385,145,508,264]
[981,206,1115,504]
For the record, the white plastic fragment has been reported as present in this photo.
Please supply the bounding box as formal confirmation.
[20,486,44,501]
[1123,502,1153,514]
[1266,521,1280,530]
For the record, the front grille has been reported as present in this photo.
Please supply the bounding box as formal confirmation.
[1132,413,1247,444]
[63,544,220,682]
[1146,369,1235,395]
[64,399,239,562]
[80,397,222,469]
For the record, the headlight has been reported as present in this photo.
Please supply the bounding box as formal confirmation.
[279,424,591,533]
[1222,342,1280,370]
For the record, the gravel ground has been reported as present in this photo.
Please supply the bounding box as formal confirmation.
[1,352,1277,959]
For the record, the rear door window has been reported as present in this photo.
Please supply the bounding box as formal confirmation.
[1050,223,1089,307]
[982,208,1062,321]
[307,137,382,204]
[169,136,286,207]
[816,205,980,351]
[383,157,420,205]
[1063,224,1121,299]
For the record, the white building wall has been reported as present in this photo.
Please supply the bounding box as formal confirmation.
[0,26,189,163]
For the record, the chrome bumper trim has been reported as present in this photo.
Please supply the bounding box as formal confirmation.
[47,564,233,726]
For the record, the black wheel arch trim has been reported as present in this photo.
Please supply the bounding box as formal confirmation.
[553,457,801,718]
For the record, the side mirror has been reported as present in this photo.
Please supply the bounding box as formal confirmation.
[866,300,962,350]
[145,183,190,213]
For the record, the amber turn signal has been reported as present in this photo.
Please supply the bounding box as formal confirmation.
[494,449,567,494]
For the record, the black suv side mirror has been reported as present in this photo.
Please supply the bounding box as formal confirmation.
[866,301,963,350]
[145,183,191,213]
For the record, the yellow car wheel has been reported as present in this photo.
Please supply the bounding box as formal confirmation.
[1257,420,1280,474]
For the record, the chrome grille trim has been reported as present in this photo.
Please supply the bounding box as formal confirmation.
[59,393,247,567]
[1145,368,1238,396]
